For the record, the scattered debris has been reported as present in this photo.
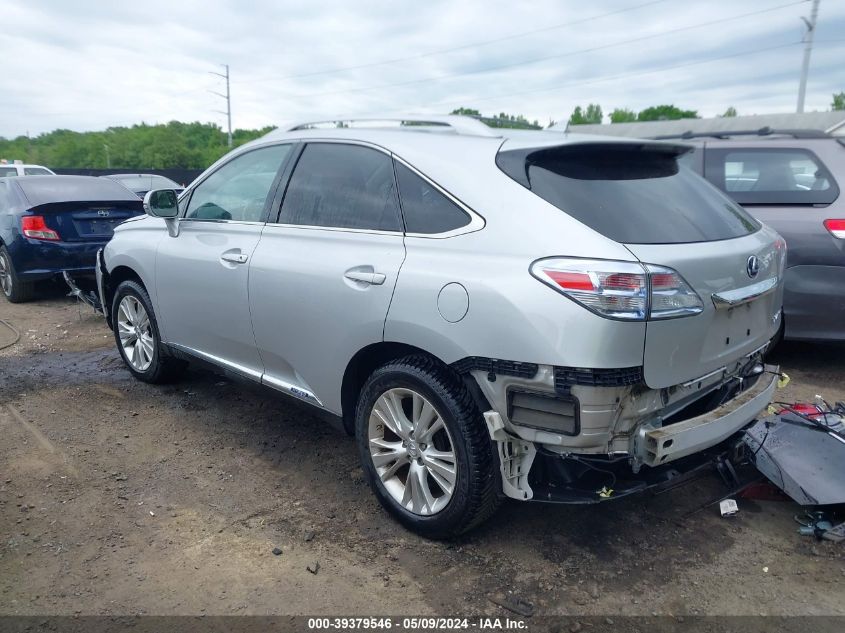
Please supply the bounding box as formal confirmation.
[744,404,845,506]
[307,561,320,574]
[719,499,739,517]
[303,531,315,542]
[489,593,534,617]
[271,547,283,556]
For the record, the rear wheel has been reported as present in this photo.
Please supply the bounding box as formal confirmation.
[111,280,184,383]
[355,355,500,538]
[0,246,36,303]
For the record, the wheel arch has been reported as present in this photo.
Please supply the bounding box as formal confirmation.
[340,342,490,435]
[103,265,147,328]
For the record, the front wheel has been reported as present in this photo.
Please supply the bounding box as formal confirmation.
[355,355,500,538]
[111,280,184,383]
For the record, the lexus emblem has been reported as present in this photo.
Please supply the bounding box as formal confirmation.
[97,209,110,217]
[746,255,760,279]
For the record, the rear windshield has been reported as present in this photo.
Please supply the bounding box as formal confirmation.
[111,175,181,190]
[497,143,760,244]
[18,176,140,206]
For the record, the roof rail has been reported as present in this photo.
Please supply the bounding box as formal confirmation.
[279,115,500,138]
[650,127,831,141]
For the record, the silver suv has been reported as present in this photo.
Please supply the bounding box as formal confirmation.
[96,116,785,537]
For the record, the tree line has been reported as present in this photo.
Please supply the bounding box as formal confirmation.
[2,93,842,170]
[0,121,274,170]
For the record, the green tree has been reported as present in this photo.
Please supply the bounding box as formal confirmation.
[721,106,738,117]
[449,107,541,129]
[0,121,276,169]
[568,103,603,125]
[450,107,481,116]
[832,92,845,111]
[637,105,698,121]
[609,108,637,123]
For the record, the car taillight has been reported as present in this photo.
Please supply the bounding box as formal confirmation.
[824,219,845,239]
[531,258,703,321]
[21,216,60,241]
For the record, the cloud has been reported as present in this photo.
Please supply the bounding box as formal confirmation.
[1,0,843,138]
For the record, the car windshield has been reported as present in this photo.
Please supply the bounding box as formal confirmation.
[497,143,760,244]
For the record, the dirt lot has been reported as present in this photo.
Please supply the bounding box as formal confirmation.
[1,294,844,619]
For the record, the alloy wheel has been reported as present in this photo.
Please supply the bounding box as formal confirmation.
[368,387,457,516]
[0,253,12,297]
[116,295,154,371]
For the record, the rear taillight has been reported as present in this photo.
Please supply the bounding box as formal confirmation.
[531,258,703,321]
[824,219,845,239]
[21,216,60,241]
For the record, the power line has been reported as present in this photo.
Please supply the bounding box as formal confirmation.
[272,0,810,101]
[234,0,672,84]
[426,41,808,110]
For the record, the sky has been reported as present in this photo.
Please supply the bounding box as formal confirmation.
[1,0,844,139]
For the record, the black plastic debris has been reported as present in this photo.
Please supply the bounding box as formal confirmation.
[744,408,845,506]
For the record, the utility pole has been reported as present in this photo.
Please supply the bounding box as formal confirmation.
[209,64,232,148]
[797,0,821,113]
[103,144,111,169]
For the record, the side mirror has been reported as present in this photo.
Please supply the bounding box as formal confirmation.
[143,189,179,218]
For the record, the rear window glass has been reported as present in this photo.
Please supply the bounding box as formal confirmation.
[705,148,839,205]
[497,144,760,244]
[17,176,140,206]
[23,167,52,176]
[279,143,402,232]
[111,175,181,190]
[395,162,470,234]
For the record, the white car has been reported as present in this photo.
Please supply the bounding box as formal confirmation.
[0,163,56,177]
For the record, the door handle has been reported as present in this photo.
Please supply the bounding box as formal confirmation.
[344,271,386,285]
[220,252,249,264]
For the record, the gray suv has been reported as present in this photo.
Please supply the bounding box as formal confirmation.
[671,129,845,342]
[95,116,784,537]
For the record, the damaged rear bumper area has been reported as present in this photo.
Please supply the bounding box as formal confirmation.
[459,355,779,504]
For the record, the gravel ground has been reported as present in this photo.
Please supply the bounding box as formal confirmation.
[1,294,844,620]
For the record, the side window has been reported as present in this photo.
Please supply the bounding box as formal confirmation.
[0,167,17,178]
[394,162,471,234]
[186,144,291,222]
[278,143,402,231]
[706,148,839,205]
[23,168,51,176]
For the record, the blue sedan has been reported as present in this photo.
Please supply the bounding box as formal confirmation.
[0,175,143,302]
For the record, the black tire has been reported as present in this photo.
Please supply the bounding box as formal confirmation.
[355,355,500,538]
[0,246,36,303]
[111,280,185,384]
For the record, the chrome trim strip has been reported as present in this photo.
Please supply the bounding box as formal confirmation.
[264,223,402,236]
[681,366,727,389]
[167,343,262,381]
[711,277,778,310]
[262,374,324,407]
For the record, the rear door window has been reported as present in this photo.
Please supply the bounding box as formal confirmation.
[497,143,760,244]
[705,148,838,205]
[278,143,402,231]
[0,167,16,177]
[23,167,52,176]
[394,162,471,234]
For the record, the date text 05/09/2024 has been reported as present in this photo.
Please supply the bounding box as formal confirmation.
[307,617,528,630]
